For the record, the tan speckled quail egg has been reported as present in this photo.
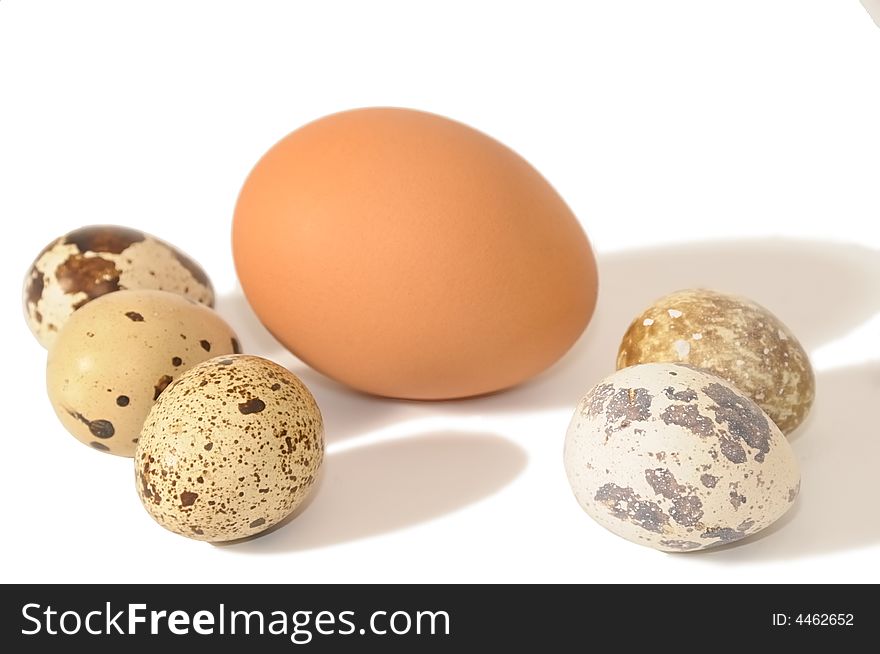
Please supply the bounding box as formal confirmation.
[46,290,240,457]
[564,363,800,552]
[135,355,324,542]
[24,225,215,349]
[617,289,815,435]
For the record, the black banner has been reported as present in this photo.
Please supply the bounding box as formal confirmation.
[1,584,871,650]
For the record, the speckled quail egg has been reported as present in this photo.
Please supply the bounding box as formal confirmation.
[24,225,215,348]
[564,363,800,552]
[617,289,814,435]
[46,289,240,457]
[135,355,324,542]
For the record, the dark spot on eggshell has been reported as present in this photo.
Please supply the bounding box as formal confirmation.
[719,431,747,464]
[788,483,800,502]
[116,395,130,407]
[664,387,697,402]
[56,254,121,305]
[249,518,266,528]
[700,473,718,488]
[154,375,173,400]
[660,539,702,551]
[64,225,145,254]
[660,404,716,437]
[606,388,652,424]
[271,383,281,391]
[670,496,704,527]
[180,491,198,507]
[238,398,265,414]
[25,266,44,307]
[582,383,615,418]
[703,382,772,463]
[729,491,747,509]
[231,338,242,354]
[125,311,144,322]
[644,468,704,527]
[200,339,211,352]
[89,441,109,451]
[204,442,213,451]
[139,460,162,505]
[594,483,669,533]
[701,526,749,544]
[602,387,652,437]
[66,408,115,438]
[644,468,684,500]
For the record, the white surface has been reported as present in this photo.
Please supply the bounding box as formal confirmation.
[1,0,878,583]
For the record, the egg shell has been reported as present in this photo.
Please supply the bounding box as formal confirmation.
[24,225,215,348]
[233,107,598,400]
[46,290,239,457]
[564,363,800,552]
[617,289,815,435]
[135,355,324,542]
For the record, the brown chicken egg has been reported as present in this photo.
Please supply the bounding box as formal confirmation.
[233,107,598,400]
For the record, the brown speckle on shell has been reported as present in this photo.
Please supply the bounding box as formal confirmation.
[64,225,146,254]
[57,255,121,307]
[180,491,198,507]
[238,398,266,414]
[65,408,115,439]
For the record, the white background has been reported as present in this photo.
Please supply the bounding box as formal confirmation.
[1,1,878,584]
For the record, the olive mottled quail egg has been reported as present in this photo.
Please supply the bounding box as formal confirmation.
[617,289,815,434]
[564,363,800,552]
[24,225,215,348]
[135,355,324,542]
[46,289,240,457]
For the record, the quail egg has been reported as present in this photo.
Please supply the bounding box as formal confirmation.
[135,355,324,542]
[46,289,239,456]
[617,289,814,434]
[24,225,214,348]
[564,363,800,552]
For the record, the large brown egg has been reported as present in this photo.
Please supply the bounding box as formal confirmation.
[233,108,597,399]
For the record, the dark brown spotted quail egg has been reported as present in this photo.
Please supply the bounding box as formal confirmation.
[24,225,214,349]
[564,363,800,552]
[135,355,324,542]
[617,289,814,435]
[46,290,240,457]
